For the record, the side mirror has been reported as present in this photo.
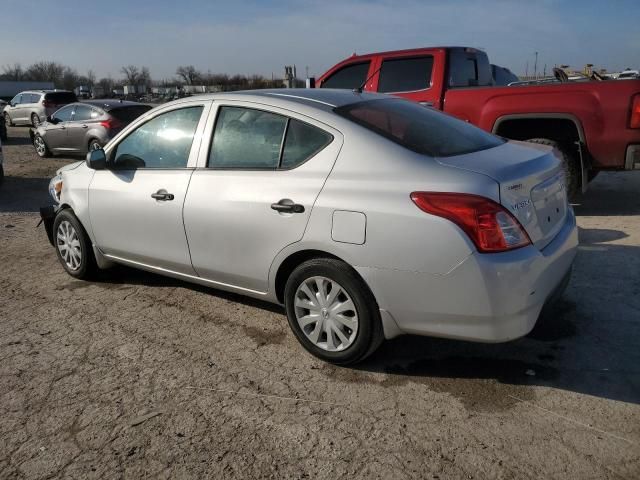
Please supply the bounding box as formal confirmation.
[10,102,16,107]
[86,148,107,170]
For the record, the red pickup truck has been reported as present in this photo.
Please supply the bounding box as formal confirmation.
[315,47,640,196]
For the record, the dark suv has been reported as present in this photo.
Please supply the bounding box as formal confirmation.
[31,100,152,157]
[4,90,78,127]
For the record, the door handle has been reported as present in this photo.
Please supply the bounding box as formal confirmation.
[271,199,305,213]
[81,124,88,129]
[151,189,174,201]
[419,101,434,107]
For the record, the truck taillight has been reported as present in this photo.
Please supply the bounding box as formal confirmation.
[631,95,640,129]
[410,192,531,253]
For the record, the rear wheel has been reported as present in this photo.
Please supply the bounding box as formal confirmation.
[53,209,98,280]
[526,138,580,199]
[31,113,40,127]
[284,258,383,365]
[88,139,102,152]
[33,134,51,158]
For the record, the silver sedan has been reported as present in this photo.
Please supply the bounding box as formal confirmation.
[42,89,578,364]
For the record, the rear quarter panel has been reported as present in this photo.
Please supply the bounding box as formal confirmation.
[443,80,640,168]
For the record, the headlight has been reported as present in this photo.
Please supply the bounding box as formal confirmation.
[49,174,63,203]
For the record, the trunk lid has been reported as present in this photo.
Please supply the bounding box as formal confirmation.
[436,140,568,249]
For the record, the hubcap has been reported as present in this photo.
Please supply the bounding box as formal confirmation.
[90,142,100,151]
[34,137,46,155]
[32,115,40,126]
[293,276,358,352]
[56,221,82,271]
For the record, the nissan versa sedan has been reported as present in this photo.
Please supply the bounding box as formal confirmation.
[40,89,578,364]
[31,100,152,157]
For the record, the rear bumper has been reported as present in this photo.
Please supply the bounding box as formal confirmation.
[358,209,578,342]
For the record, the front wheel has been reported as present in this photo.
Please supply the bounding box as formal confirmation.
[53,209,98,280]
[31,113,41,127]
[4,112,13,127]
[33,134,51,158]
[284,258,383,365]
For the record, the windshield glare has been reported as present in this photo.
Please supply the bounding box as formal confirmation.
[335,98,504,157]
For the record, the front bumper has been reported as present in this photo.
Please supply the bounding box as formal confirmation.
[358,209,579,342]
[39,205,58,245]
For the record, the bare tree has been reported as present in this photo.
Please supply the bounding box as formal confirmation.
[1,63,24,81]
[139,67,152,87]
[61,67,79,90]
[86,69,96,87]
[176,65,200,85]
[98,77,114,97]
[120,65,140,85]
[26,61,66,84]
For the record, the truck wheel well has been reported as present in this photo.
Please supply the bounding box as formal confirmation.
[494,118,582,145]
[274,250,343,304]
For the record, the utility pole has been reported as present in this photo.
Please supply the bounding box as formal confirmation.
[525,61,529,78]
[534,51,538,79]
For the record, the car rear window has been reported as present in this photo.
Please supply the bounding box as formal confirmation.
[109,105,152,124]
[335,98,504,157]
[44,92,78,104]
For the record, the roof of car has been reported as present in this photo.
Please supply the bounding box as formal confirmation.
[79,99,147,110]
[187,88,388,111]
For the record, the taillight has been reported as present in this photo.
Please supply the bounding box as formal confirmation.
[630,94,640,129]
[100,118,123,130]
[410,192,531,253]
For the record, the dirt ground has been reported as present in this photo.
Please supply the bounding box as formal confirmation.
[1,125,639,479]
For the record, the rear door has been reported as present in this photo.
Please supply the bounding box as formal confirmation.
[183,103,342,293]
[374,49,445,108]
[89,101,210,274]
[65,104,96,152]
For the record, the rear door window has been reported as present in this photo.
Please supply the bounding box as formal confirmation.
[112,106,203,169]
[321,62,370,89]
[73,105,93,122]
[209,106,287,168]
[378,56,434,93]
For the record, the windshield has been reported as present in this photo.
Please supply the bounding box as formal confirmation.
[335,98,504,157]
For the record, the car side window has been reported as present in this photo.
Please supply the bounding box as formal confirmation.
[73,105,92,122]
[281,119,333,169]
[53,106,74,122]
[12,94,21,105]
[378,56,434,93]
[30,93,41,103]
[209,106,287,169]
[112,106,203,169]
[321,62,370,89]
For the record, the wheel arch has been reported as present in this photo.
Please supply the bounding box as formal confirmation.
[492,113,585,144]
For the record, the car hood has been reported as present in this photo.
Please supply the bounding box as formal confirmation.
[56,161,84,175]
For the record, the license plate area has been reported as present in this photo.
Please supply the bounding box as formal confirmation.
[531,172,567,235]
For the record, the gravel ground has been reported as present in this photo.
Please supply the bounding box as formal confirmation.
[1,126,639,479]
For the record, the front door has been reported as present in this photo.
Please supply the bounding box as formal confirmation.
[89,102,210,275]
[45,105,74,150]
[184,104,342,293]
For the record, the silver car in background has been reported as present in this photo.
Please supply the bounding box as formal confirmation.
[3,90,77,127]
[30,100,152,157]
[41,89,578,364]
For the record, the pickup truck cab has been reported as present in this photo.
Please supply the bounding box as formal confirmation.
[316,47,640,196]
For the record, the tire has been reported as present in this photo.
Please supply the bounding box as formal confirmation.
[88,139,102,152]
[4,112,13,127]
[526,138,580,199]
[284,258,384,365]
[31,113,41,127]
[52,209,98,280]
[33,134,51,158]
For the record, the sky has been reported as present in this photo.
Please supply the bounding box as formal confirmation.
[0,0,638,80]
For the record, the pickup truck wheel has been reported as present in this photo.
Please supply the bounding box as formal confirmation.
[526,138,580,199]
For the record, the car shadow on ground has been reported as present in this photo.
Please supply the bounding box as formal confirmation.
[356,226,640,407]
[572,171,640,216]
[0,176,51,212]
[2,134,34,146]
